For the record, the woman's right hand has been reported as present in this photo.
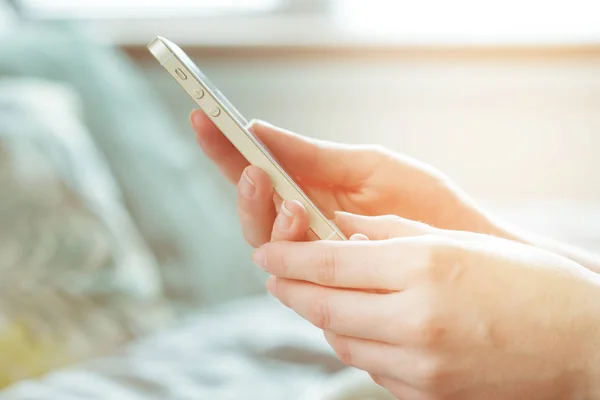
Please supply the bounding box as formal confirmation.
[191,110,504,246]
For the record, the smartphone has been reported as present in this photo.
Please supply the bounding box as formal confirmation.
[147,36,347,241]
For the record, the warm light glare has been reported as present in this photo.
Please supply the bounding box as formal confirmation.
[23,0,281,18]
[334,0,600,44]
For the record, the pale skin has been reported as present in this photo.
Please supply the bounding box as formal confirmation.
[191,110,600,399]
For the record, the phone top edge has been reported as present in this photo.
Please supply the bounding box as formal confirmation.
[146,36,347,241]
[147,36,173,65]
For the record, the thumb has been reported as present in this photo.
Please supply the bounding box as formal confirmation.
[248,120,383,186]
[333,212,435,240]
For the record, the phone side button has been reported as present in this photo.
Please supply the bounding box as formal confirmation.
[193,89,204,99]
[208,106,221,117]
[175,68,187,80]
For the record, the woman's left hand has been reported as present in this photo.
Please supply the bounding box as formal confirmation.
[252,212,600,400]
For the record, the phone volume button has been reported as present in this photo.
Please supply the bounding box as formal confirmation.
[208,106,221,117]
[193,89,204,99]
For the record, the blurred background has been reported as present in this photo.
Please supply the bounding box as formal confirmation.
[1,0,600,397]
[24,0,600,199]
[21,0,600,201]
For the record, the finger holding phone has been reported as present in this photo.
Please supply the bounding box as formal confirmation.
[151,37,600,399]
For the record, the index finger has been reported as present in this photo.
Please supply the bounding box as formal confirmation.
[252,236,440,291]
[191,109,248,183]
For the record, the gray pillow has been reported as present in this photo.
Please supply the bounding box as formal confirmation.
[0,22,263,308]
[0,78,170,387]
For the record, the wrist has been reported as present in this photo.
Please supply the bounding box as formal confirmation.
[484,213,600,398]
[587,290,600,398]
[581,327,600,397]
[572,282,600,399]
[487,216,600,275]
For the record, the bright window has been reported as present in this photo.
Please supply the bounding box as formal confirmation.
[18,0,600,46]
[20,0,284,18]
[333,0,600,45]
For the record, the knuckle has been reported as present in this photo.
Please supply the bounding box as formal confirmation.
[309,294,332,330]
[379,215,404,239]
[245,236,265,249]
[364,146,397,177]
[369,374,383,387]
[417,315,446,349]
[424,241,466,282]
[237,206,269,247]
[410,295,447,348]
[317,247,340,285]
[277,251,290,277]
[381,214,403,223]
[240,225,267,248]
[414,356,449,392]
[259,244,288,275]
[331,334,353,366]
[366,144,390,158]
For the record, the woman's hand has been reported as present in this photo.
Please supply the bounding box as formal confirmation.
[252,214,600,399]
[191,111,600,274]
[191,111,501,247]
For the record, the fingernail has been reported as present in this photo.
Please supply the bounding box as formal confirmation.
[265,276,277,296]
[248,118,270,127]
[247,119,260,129]
[251,248,267,270]
[276,201,294,230]
[350,233,369,241]
[240,170,256,198]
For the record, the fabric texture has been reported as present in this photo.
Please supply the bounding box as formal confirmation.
[0,20,263,308]
[0,78,170,387]
[0,295,394,400]
[2,201,599,398]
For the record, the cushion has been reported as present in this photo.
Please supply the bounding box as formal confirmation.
[0,21,262,308]
[0,295,352,399]
[0,78,171,387]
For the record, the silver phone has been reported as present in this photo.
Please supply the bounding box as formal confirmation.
[147,36,347,241]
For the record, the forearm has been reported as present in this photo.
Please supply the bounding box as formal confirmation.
[521,234,600,274]
[488,217,600,397]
